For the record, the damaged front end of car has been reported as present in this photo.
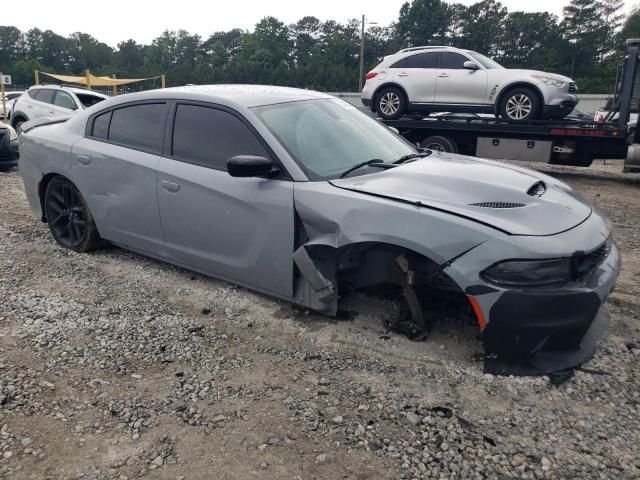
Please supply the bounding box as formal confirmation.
[289,158,621,376]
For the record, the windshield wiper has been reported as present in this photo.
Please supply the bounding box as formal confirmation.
[393,151,432,164]
[339,159,394,179]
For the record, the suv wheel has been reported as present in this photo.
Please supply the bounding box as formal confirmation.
[375,87,406,120]
[499,87,540,122]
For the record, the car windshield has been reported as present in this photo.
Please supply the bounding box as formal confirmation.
[76,93,106,108]
[253,99,416,180]
[466,52,504,70]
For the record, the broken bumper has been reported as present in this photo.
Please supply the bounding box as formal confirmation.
[482,243,620,375]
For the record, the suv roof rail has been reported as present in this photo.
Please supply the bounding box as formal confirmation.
[396,46,453,54]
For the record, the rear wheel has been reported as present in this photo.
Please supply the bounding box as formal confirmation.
[375,87,406,120]
[44,176,102,252]
[419,135,458,153]
[499,87,540,122]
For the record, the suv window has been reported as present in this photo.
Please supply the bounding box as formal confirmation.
[53,91,77,110]
[34,89,56,104]
[405,52,439,69]
[440,52,468,69]
[76,93,105,108]
[391,52,439,69]
[108,103,166,152]
[172,104,269,170]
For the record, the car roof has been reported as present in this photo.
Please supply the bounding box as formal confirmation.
[31,85,108,98]
[99,84,335,109]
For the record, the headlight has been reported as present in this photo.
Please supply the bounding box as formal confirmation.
[6,125,18,141]
[482,259,571,287]
[532,75,566,88]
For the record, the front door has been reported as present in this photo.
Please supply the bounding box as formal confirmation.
[434,52,488,105]
[156,103,295,298]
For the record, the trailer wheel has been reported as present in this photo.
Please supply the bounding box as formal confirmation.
[419,136,458,153]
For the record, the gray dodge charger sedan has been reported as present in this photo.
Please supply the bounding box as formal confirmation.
[18,85,620,375]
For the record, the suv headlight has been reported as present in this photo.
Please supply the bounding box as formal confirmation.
[532,75,566,88]
[6,125,18,141]
[482,259,571,287]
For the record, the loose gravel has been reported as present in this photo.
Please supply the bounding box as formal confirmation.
[0,166,639,480]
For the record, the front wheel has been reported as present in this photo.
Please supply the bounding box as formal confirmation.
[44,176,102,252]
[499,88,540,122]
[375,87,406,120]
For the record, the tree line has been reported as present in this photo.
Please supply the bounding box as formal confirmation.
[1,0,639,94]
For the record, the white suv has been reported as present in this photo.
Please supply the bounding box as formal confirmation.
[11,85,108,130]
[362,46,578,122]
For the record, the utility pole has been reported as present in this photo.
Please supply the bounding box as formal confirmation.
[359,15,365,92]
[359,16,378,92]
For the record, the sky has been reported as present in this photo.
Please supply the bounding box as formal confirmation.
[5,0,638,47]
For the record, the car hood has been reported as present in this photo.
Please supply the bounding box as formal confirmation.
[329,153,591,236]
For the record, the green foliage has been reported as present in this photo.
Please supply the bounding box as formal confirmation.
[0,0,635,93]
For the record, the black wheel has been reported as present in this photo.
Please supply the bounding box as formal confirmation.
[419,135,458,153]
[44,176,102,252]
[499,87,541,122]
[375,87,406,120]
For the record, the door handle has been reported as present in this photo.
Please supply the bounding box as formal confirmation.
[397,73,409,77]
[438,73,449,78]
[161,180,180,193]
[76,154,91,166]
[48,110,55,114]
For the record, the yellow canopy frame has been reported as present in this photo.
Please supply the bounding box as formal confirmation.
[35,70,166,95]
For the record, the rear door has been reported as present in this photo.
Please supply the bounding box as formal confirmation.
[434,52,488,105]
[71,102,168,254]
[391,52,439,103]
[156,102,295,298]
[30,88,57,118]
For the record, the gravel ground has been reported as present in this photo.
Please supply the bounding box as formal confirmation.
[0,166,639,480]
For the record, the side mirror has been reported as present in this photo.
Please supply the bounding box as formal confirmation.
[227,155,276,177]
[463,61,480,71]
[388,126,400,135]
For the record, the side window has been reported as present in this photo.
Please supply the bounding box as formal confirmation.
[440,52,468,69]
[91,111,111,139]
[172,104,269,170]
[53,91,77,110]
[390,57,407,69]
[27,90,39,99]
[108,103,166,152]
[405,52,439,69]
[34,89,56,104]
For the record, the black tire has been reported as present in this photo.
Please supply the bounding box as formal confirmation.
[419,135,458,153]
[44,176,102,252]
[499,87,541,122]
[375,87,406,120]
[11,117,26,131]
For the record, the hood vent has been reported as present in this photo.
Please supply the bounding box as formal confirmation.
[469,202,526,208]
[527,181,546,197]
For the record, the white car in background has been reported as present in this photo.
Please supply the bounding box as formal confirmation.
[362,46,578,122]
[1,91,23,119]
[10,85,108,130]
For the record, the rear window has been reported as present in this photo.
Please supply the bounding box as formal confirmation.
[391,52,439,69]
[108,103,166,152]
[33,89,56,104]
[91,111,111,139]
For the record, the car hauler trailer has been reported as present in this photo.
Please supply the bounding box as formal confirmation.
[382,40,640,169]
